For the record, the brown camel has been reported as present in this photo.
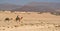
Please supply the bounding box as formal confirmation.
[16,16,23,22]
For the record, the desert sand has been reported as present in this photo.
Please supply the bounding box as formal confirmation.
[0,11,60,31]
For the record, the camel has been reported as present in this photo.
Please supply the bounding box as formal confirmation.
[4,16,23,22]
[16,16,23,22]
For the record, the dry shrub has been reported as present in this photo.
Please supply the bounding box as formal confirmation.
[37,12,43,14]
[7,27,9,28]
[14,25,19,27]
[30,23,34,26]
[5,18,10,21]
[3,29,5,30]
[55,25,60,27]
[50,12,60,16]
[3,26,5,27]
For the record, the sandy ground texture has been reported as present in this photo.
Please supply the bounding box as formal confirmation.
[0,11,60,31]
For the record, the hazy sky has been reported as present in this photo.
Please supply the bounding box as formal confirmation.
[0,0,60,5]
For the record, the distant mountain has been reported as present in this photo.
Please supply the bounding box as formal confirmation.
[0,3,22,10]
[14,2,60,12]
[0,2,60,14]
[27,2,60,9]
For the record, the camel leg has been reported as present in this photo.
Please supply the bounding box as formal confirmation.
[19,19,20,22]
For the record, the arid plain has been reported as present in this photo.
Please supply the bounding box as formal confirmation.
[0,11,60,31]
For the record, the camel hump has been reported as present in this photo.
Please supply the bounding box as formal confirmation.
[20,17,23,19]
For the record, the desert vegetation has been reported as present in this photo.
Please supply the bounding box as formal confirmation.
[50,12,60,16]
[5,17,10,21]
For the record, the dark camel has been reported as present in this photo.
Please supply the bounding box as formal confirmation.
[16,16,23,22]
